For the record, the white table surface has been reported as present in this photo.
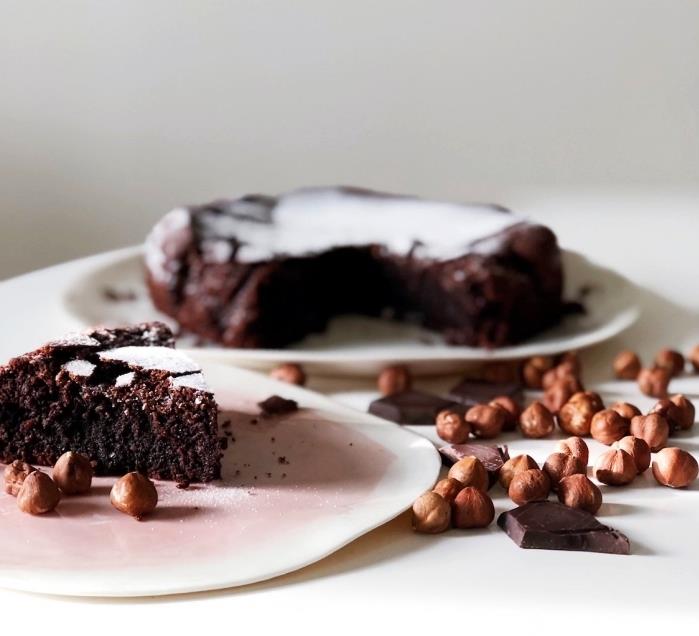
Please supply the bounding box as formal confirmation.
[1,191,698,633]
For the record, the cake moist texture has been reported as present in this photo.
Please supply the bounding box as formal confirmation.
[0,322,220,482]
[145,186,564,349]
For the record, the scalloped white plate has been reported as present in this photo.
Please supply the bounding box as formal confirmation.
[0,361,439,597]
[61,247,640,375]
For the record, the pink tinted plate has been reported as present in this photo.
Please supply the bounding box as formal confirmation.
[0,362,439,597]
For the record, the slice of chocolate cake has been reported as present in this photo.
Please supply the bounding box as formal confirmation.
[0,322,220,482]
[145,186,564,349]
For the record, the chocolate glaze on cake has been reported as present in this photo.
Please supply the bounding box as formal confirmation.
[145,186,564,349]
[0,322,220,482]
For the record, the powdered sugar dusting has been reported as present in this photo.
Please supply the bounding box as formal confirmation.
[48,333,101,348]
[159,187,522,264]
[170,372,211,393]
[99,346,200,373]
[62,359,96,377]
[144,207,192,284]
[115,371,135,387]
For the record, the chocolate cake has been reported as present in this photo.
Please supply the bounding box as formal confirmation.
[0,322,220,482]
[145,186,564,349]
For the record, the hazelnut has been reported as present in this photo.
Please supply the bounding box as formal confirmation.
[543,452,585,490]
[519,401,555,438]
[542,367,582,392]
[489,395,521,431]
[654,348,685,377]
[637,367,670,398]
[590,409,630,445]
[377,365,412,396]
[610,401,642,420]
[558,391,604,436]
[269,363,306,386]
[447,456,488,492]
[498,454,539,489]
[630,413,670,452]
[17,471,61,515]
[435,409,471,444]
[4,459,36,496]
[555,436,589,467]
[669,394,695,431]
[411,491,451,533]
[612,350,641,380]
[652,447,699,488]
[613,436,651,474]
[593,448,636,486]
[522,363,544,389]
[559,351,581,374]
[522,356,554,389]
[543,379,581,414]
[689,345,699,373]
[557,474,602,514]
[529,355,555,372]
[432,477,464,504]
[649,399,683,433]
[110,472,158,520]
[508,469,551,505]
[52,451,93,495]
[452,486,495,529]
[465,404,505,439]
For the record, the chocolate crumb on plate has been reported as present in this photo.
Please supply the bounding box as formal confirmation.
[258,395,299,417]
[102,287,138,302]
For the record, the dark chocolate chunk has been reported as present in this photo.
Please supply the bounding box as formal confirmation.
[448,378,523,407]
[439,443,509,488]
[258,395,299,417]
[497,501,630,555]
[368,390,456,425]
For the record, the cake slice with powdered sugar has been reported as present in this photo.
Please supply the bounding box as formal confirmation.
[0,322,221,482]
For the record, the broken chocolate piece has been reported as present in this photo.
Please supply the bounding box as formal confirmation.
[368,390,456,425]
[448,378,523,407]
[439,443,509,488]
[258,395,299,417]
[497,501,630,555]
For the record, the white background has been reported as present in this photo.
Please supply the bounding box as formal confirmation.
[1,0,698,278]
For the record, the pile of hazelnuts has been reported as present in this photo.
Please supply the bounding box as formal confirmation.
[405,352,699,534]
[613,346,699,398]
[3,452,158,520]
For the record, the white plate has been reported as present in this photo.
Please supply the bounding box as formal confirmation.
[61,246,640,375]
[0,361,440,597]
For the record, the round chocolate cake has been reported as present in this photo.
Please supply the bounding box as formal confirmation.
[145,187,564,349]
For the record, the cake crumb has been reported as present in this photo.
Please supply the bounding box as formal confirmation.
[102,287,137,302]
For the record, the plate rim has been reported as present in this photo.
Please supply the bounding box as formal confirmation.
[61,245,641,366]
